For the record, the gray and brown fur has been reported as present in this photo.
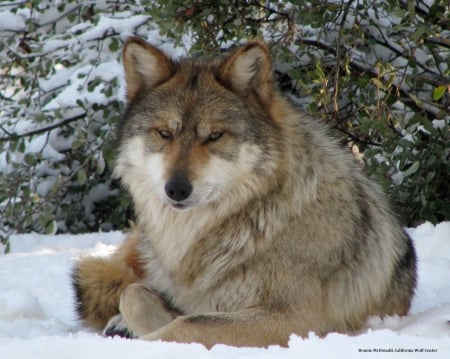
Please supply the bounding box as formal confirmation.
[72,37,416,348]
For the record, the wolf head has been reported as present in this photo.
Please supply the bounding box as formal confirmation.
[115,37,284,212]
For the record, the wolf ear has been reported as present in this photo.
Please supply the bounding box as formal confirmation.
[123,37,175,101]
[219,42,273,101]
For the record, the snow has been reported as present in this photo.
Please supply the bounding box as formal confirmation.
[43,61,124,111]
[0,222,449,358]
[0,11,26,32]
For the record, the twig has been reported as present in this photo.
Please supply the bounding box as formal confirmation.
[295,38,440,121]
[0,112,87,143]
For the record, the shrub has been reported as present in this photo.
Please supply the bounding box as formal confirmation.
[1,1,448,247]
[148,0,450,225]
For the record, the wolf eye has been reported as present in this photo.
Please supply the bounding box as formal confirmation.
[158,129,172,140]
[208,132,223,142]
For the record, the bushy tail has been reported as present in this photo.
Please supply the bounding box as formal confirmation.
[72,231,144,330]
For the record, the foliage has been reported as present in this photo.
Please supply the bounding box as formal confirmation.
[0,0,154,242]
[1,1,449,246]
[148,0,450,226]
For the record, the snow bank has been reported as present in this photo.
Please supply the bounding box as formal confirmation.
[0,222,449,358]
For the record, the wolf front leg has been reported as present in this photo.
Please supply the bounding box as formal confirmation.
[108,283,179,337]
[140,308,310,348]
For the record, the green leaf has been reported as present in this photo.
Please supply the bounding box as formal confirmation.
[4,239,11,254]
[403,161,420,177]
[18,140,26,153]
[421,118,439,136]
[67,13,77,23]
[76,99,86,110]
[46,220,57,235]
[24,153,36,165]
[38,213,53,227]
[432,85,446,101]
[71,139,84,150]
[77,169,87,185]
[23,214,33,228]
[109,38,119,52]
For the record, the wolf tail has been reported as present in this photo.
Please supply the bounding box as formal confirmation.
[72,231,144,330]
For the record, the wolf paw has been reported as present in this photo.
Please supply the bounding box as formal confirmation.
[103,314,137,339]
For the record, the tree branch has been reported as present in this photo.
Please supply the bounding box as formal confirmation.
[398,0,450,30]
[0,112,87,143]
[295,38,441,121]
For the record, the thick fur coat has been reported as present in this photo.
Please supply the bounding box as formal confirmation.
[72,38,416,348]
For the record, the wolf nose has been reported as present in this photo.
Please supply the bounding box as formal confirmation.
[165,178,192,202]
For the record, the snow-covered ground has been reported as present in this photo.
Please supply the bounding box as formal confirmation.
[0,222,449,358]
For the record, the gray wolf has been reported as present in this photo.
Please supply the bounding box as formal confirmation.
[72,37,417,348]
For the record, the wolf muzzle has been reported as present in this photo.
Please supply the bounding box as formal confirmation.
[164,177,193,202]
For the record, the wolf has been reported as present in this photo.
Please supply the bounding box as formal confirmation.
[72,37,417,348]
